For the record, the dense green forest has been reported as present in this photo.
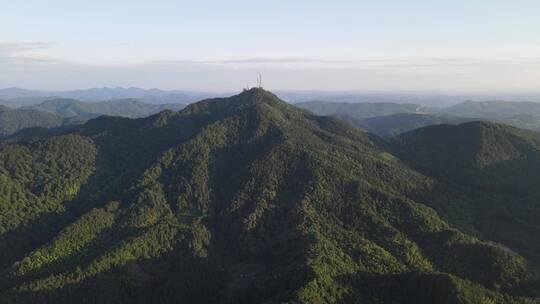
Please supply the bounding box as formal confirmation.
[0,89,539,303]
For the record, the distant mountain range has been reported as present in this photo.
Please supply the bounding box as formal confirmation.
[0,87,216,106]
[350,113,474,137]
[3,89,540,139]
[4,87,540,108]
[299,100,540,136]
[295,101,424,118]
[0,98,186,137]
[445,100,540,118]
[279,90,540,107]
[24,98,185,119]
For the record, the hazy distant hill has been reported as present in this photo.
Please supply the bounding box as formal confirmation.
[345,113,474,137]
[25,98,186,119]
[299,99,540,136]
[0,87,215,104]
[296,101,422,119]
[0,88,46,99]
[0,105,64,137]
[445,100,540,118]
[56,87,213,104]
[1,89,539,303]
[442,101,540,132]
[277,91,540,107]
[295,101,459,136]
[0,97,53,108]
[0,98,187,137]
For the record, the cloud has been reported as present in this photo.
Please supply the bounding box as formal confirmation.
[0,42,54,55]
[147,57,540,74]
[0,42,61,66]
[2,48,540,91]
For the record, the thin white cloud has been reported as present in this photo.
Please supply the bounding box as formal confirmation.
[0,42,54,55]
[149,57,540,71]
[2,45,540,91]
[0,42,60,65]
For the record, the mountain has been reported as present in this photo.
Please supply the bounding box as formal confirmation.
[296,101,423,119]
[0,98,55,108]
[495,114,540,132]
[0,87,215,104]
[295,101,472,137]
[442,101,540,132]
[277,91,540,107]
[0,98,186,138]
[25,98,186,119]
[445,100,540,119]
[0,88,47,99]
[395,122,540,262]
[359,113,473,137]
[61,87,213,104]
[0,89,539,303]
[0,106,64,137]
[337,113,473,137]
[299,100,540,136]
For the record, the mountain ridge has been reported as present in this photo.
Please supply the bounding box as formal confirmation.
[0,89,539,303]
[0,87,215,105]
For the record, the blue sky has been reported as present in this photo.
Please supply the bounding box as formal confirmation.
[1,0,540,91]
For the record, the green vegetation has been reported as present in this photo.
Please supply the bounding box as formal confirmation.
[0,106,64,137]
[0,89,539,303]
[25,98,185,119]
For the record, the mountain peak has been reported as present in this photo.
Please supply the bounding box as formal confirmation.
[181,88,288,117]
[236,87,280,104]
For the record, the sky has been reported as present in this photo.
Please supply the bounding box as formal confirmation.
[1,0,540,92]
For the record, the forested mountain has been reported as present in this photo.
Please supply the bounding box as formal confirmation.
[0,106,64,137]
[0,89,539,303]
[338,113,474,137]
[299,100,540,136]
[294,101,466,136]
[0,99,186,138]
[0,97,53,108]
[445,101,540,118]
[442,101,540,132]
[295,101,423,119]
[396,122,540,259]
[24,98,186,119]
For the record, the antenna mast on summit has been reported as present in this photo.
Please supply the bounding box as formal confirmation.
[257,73,262,88]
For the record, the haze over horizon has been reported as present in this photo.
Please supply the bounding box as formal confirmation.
[2,0,540,92]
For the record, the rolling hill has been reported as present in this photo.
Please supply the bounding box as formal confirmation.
[395,122,540,264]
[24,98,186,119]
[442,101,540,132]
[338,113,473,137]
[0,89,539,303]
[0,87,213,104]
[445,101,540,119]
[295,101,423,119]
[0,106,64,137]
